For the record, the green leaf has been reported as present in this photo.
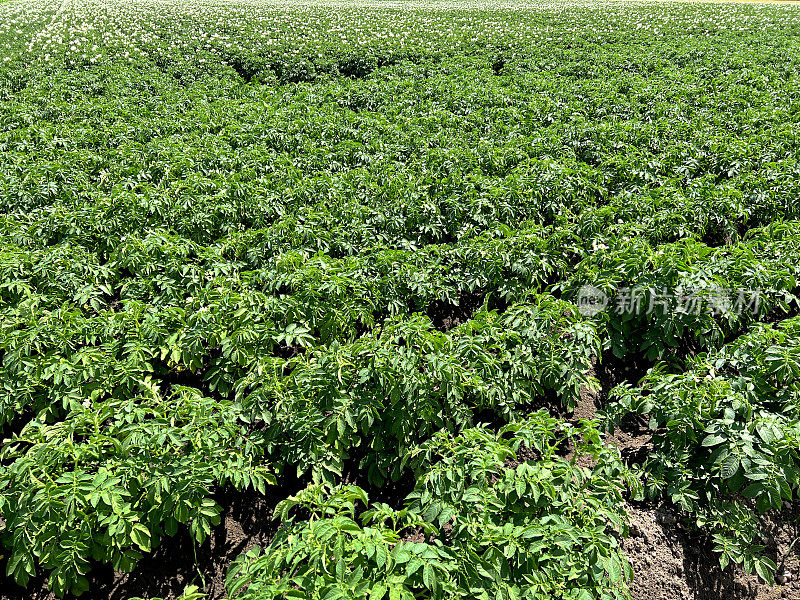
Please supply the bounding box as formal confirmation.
[701,434,725,447]
[375,543,387,569]
[371,582,388,599]
[406,556,423,577]
[422,563,437,589]
[754,558,776,584]
[742,483,763,499]
[718,453,739,479]
[130,524,151,552]
[606,555,622,583]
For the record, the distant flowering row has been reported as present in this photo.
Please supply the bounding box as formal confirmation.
[0,0,798,69]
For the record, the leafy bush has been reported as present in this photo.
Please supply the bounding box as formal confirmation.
[0,388,274,596]
[239,295,599,485]
[604,316,800,581]
[227,412,638,600]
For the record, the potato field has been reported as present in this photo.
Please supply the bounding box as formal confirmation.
[1,0,800,598]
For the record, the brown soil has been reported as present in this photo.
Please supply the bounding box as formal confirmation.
[427,291,486,332]
[571,354,653,460]
[622,503,800,600]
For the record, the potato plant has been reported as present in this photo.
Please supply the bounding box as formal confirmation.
[226,413,637,600]
[604,316,800,581]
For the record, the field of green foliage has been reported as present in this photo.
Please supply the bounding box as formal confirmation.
[2,0,800,598]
